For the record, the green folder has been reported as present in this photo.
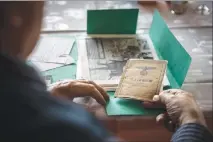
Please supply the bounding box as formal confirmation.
[87,9,139,34]
[106,10,191,116]
[43,37,78,82]
[32,35,78,83]
[106,91,165,116]
[149,10,191,89]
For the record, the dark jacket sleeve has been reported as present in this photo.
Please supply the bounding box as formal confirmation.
[0,53,117,142]
[171,123,213,142]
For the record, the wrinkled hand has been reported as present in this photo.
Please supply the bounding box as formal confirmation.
[144,89,206,129]
[50,80,109,105]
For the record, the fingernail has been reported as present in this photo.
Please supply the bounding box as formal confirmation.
[153,95,159,101]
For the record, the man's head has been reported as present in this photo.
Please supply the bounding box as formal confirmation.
[0,1,44,60]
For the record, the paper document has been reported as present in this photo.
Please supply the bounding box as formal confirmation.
[29,36,75,64]
[115,59,167,101]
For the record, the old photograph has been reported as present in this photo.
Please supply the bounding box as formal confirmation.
[85,38,154,80]
[137,52,154,59]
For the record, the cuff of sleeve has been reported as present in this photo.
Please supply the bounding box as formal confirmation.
[172,123,213,142]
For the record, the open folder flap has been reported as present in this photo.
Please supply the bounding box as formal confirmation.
[106,91,165,116]
[87,9,139,34]
[149,10,191,88]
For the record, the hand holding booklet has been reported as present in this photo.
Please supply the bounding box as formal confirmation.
[115,59,167,101]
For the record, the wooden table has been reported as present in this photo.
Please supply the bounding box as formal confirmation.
[72,79,213,142]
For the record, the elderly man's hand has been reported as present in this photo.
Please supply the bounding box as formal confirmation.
[144,89,206,128]
[50,80,109,105]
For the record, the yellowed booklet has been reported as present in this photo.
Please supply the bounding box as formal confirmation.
[115,59,168,101]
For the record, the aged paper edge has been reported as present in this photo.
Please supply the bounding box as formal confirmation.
[114,95,155,102]
[86,34,136,38]
[144,34,170,86]
[76,39,90,80]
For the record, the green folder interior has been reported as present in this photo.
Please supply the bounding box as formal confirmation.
[42,36,78,82]
[106,10,191,116]
[87,9,139,34]
[149,10,191,88]
[30,35,78,82]
[106,91,165,116]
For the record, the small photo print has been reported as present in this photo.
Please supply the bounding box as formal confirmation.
[137,39,150,50]
[137,52,154,59]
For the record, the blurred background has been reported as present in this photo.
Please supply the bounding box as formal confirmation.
[42,1,212,31]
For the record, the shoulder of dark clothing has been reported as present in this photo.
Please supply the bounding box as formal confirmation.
[172,123,213,142]
[0,53,115,142]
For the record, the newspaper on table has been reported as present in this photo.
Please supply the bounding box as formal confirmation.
[115,59,167,101]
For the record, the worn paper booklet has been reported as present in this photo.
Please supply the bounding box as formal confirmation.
[115,59,168,101]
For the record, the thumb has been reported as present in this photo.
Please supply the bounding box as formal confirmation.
[153,93,174,105]
[156,113,166,124]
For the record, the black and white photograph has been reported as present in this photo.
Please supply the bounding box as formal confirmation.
[85,38,154,80]
[138,52,154,59]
